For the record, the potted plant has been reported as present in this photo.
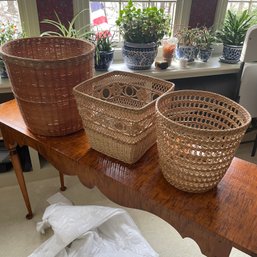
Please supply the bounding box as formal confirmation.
[41,10,92,39]
[0,21,23,78]
[216,10,253,63]
[197,26,216,62]
[116,0,170,70]
[93,30,115,71]
[175,27,199,62]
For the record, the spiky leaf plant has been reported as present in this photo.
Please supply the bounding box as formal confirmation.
[41,9,92,39]
[216,10,253,46]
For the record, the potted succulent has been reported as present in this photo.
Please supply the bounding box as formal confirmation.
[116,0,170,70]
[216,10,253,63]
[93,30,115,71]
[0,21,22,78]
[175,27,199,62]
[197,26,216,62]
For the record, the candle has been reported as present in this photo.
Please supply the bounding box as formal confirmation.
[163,43,176,59]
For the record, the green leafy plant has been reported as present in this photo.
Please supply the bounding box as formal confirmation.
[175,27,199,46]
[197,26,216,49]
[116,0,171,44]
[0,21,24,73]
[41,9,92,39]
[216,10,253,46]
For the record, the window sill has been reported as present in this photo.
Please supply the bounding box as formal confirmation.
[96,56,241,80]
[1,56,240,94]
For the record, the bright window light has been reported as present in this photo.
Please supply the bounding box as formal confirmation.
[89,1,177,41]
[0,0,22,33]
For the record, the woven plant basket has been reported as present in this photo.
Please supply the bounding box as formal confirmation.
[0,37,95,136]
[156,90,251,193]
[73,71,174,164]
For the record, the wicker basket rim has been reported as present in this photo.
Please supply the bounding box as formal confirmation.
[0,37,95,63]
[156,90,251,134]
[73,70,175,112]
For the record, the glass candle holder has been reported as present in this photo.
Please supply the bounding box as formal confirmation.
[161,38,177,65]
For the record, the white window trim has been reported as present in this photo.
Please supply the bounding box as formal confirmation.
[73,0,90,31]
[173,0,192,33]
[213,0,229,30]
[17,0,40,37]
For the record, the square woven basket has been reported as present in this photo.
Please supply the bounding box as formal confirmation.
[73,71,174,164]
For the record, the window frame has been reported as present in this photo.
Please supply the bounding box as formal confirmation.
[4,0,192,38]
[73,0,193,60]
[214,0,257,30]
[73,0,193,35]
[17,0,40,36]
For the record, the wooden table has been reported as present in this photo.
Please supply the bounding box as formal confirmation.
[0,100,256,257]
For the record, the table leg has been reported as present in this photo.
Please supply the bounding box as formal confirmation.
[9,144,33,219]
[59,171,67,191]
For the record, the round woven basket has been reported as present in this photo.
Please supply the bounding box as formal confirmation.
[156,90,251,193]
[0,37,95,136]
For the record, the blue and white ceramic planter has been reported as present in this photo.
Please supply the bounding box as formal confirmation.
[198,48,213,62]
[176,45,196,62]
[221,44,242,63]
[0,59,8,78]
[95,50,114,71]
[194,47,199,59]
[122,41,158,70]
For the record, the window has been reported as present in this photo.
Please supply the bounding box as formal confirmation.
[0,0,21,30]
[0,0,40,37]
[1,0,191,41]
[89,0,177,40]
[73,0,192,41]
[227,0,257,23]
[227,0,257,14]
[214,0,257,29]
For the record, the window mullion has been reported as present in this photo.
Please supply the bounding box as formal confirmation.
[17,0,40,36]
[73,0,90,31]
[248,0,253,12]
[213,0,229,30]
[173,0,192,33]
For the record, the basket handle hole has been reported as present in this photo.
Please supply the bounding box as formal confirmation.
[102,88,110,98]
[152,94,159,100]
[125,86,136,96]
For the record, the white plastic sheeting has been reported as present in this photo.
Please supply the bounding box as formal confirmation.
[28,193,158,257]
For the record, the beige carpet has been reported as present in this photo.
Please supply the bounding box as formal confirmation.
[0,174,253,257]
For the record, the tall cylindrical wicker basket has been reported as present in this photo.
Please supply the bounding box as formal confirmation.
[156,90,251,193]
[0,37,95,136]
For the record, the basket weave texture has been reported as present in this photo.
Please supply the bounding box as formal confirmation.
[0,37,95,136]
[73,71,174,164]
[156,90,251,193]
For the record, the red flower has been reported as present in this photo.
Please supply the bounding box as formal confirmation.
[95,30,111,40]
